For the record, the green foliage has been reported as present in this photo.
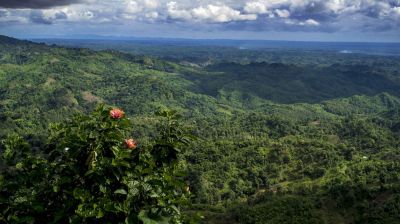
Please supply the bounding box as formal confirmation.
[234,195,323,224]
[0,105,190,223]
[1,36,400,223]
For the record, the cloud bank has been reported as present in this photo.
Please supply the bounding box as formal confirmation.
[0,0,399,36]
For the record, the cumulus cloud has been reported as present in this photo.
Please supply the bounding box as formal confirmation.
[284,18,320,26]
[393,6,400,15]
[167,1,192,20]
[167,2,257,23]
[190,4,257,22]
[275,9,290,18]
[0,0,399,33]
[244,2,269,14]
[304,19,319,26]
[144,11,158,20]
[29,10,67,24]
[0,8,28,23]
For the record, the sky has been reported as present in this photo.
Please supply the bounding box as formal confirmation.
[0,0,399,42]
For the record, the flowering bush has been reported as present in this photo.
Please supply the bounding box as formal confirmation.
[0,105,190,223]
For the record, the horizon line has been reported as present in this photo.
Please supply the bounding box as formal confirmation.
[8,34,399,44]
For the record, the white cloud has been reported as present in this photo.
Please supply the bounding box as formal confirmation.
[166,2,257,23]
[141,0,159,9]
[0,9,29,23]
[0,9,10,16]
[284,18,320,26]
[326,0,348,13]
[191,4,257,22]
[124,1,142,14]
[393,7,400,15]
[52,7,95,22]
[275,9,290,18]
[0,0,399,33]
[303,19,319,26]
[145,11,158,20]
[244,1,269,14]
[167,1,192,20]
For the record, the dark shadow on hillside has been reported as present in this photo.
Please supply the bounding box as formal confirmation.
[181,62,400,104]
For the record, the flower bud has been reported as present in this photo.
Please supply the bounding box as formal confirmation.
[125,139,137,150]
[110,108,125,119]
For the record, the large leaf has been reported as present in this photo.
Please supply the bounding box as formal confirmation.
[138,210,169,224]
[114,189,127,195]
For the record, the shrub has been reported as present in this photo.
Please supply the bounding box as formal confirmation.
[0,105,190,223]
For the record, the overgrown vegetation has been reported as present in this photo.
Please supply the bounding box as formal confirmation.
[0,105,191,223]
[0,35,400,223]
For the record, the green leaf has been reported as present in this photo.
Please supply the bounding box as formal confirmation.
[13,197,28,204]
[112,159,131,168]
[96,209,104,218]
[84,169,95,176]
[114,189,127,195]
[138,210,169,224]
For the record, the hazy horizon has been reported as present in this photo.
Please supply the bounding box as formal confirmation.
[1,34,397,44]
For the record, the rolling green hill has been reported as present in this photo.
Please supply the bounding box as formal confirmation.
[1,36,400,223]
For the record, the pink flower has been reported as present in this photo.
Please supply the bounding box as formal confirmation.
[110,108,125,119]
[125,139,137,150]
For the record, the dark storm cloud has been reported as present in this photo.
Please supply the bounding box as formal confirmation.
[0,0,81,9]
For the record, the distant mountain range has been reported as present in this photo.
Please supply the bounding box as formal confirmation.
[28,35,400,56]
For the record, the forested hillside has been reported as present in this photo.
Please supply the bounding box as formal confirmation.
[1,36,400,223]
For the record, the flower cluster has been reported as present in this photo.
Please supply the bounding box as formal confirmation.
[125,139,137,150]
[110,108,125,119]
[110,108,137,150]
